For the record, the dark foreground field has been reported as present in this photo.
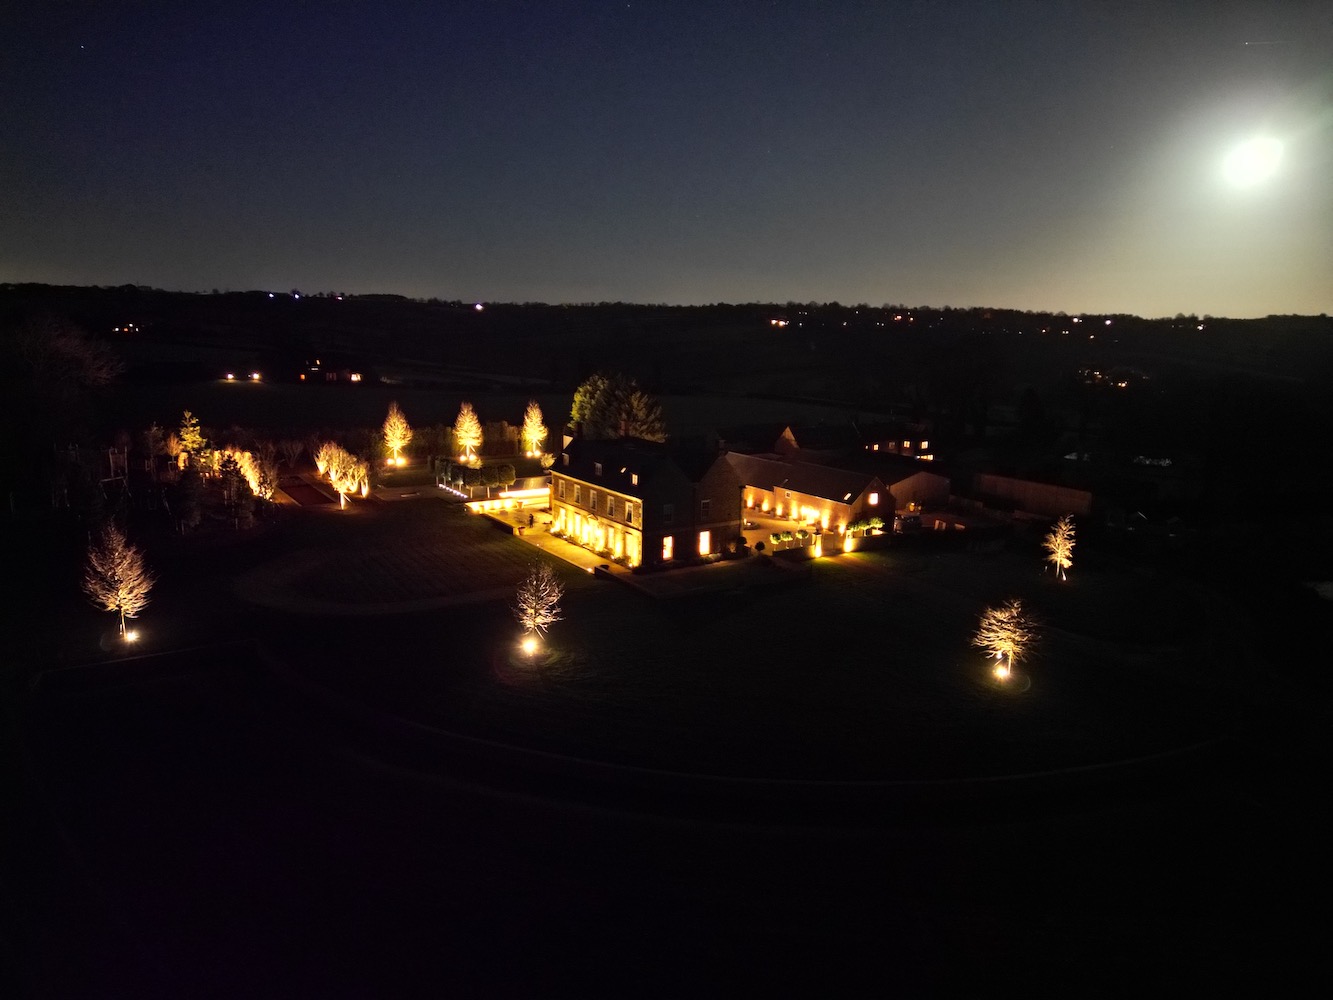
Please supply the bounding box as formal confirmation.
[4,498,1330,995]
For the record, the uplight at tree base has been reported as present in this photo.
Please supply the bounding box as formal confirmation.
[993,660,1010,681]
[125,629,140,643]
[1222,137,1283,188]
[520,635,539,657]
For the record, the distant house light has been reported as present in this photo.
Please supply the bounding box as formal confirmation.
[843,492,853,501]
[349,372,362,382]
[869,493,879,505]
[474,303,484,311]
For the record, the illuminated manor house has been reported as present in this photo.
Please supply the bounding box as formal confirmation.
[550,437,742,569]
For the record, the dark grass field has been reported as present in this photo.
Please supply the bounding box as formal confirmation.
[5,496,1329,995]
[204,498,1252,781]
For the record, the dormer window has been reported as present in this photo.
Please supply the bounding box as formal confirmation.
[631,473,638,486]
[594,462,602,476]
[562,453,569,466]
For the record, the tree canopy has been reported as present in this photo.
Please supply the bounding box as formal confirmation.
[569,372,665,441]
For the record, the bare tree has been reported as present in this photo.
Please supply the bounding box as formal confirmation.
[521,399,547,456]
[514,562,564,637]
[279,439,305,469]
[1043,514,1076,581]
[972,599,1036,680]
[382,401,413,465]
[318,441,367,508]
[455,402,483,463]
[82,523,155,637]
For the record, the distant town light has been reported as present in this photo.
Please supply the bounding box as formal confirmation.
[225,373,235,380]
[475,302,484,311]
[250,372,261,381]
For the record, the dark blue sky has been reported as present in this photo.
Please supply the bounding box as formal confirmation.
[4,1,1330,316]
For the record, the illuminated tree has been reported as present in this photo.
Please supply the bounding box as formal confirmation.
[319,442,368,508]
[539,452,555,470]
[82,523,155,638]
[382,401,413,465]
[455,402,482,462]
[973,599,1036,681]
[521,399,547,456]
[1043,514,1076,581]
[178,411,206,465]
[514,562,564,637]
[570,372,665,441]
[314,440,339,476]
[164,433,182,470]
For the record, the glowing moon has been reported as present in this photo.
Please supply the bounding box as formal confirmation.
[1222,137,1283,187]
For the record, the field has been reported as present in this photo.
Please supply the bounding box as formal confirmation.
[200,497,1253,781]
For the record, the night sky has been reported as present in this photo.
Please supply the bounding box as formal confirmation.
[4,2,1330,316]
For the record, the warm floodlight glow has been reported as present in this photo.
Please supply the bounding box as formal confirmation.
[520,635,539,656]
[974,599,1036,681]
[125,629,139,643]
[1223,137,1283,187]
[514,563,564,637]
[1043,514,1076,581]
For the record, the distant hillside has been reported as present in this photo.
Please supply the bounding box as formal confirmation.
[4,283,1331,408]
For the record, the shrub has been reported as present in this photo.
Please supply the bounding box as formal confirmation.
[769,532,782,544]
[794,529,809,540]
[779,530,794,542]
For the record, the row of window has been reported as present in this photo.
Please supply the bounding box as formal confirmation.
[557,478,639,526]
[555,477,720,527]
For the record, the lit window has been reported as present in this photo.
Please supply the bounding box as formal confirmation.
[662,503,674,525]
[662,536,673,560]
[902,440,910,449]
[557,480,565,499]
[574,485,581,504]
[920,440,929,449]
[589,490,597,511]
[698,530,711,556]
[873,443,879,451]
[631,473,638,486]
[869,493,879,505]
[700,498,711,519]
[606,497,615,518]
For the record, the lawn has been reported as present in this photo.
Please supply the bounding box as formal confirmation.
[241,500,1250,781]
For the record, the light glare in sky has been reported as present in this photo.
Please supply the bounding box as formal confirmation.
[1222,137,1283,187]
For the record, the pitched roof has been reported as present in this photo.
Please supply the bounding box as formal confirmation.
[725,453,884,504]
[559,437,720,498]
